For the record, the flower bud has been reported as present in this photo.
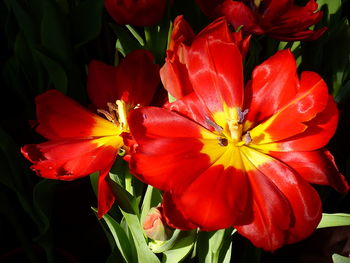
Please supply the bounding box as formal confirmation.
[143,205,173,241]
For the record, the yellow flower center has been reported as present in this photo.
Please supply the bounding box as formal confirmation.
[200,106,261,170]
[210,107,251,148]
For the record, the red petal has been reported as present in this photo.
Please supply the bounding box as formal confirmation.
[164,92,213,131]
[221,0,264,34]
[263,95,338,151]
[97,168,116,218]
[115,50,160,106]
[236,149,322,251]
[160,16,195,99]
[34,90,118,140]
[175,165,251,230]
[269,150,349,192]
[186,24,244,112]
[128,107,210,192]
[249,71,329,144]
[167,16,195,53]
[87,60,118,110]
[244,49,299,128]
[162,191,197,230]
[267,0,326,41]
[104,0,167,27]
[261,0,294,22]
[21,137,121,180]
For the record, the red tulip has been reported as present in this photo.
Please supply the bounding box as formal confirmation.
[21,50,160,218]
[161,16,250,100]
[195,0,327,41]
[104,0,168,27]
[127,28,349,250]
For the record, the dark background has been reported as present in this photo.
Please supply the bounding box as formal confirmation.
[0,0,350,262]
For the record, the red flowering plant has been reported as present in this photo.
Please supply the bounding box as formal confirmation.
[128,26,348,250]
[21,50,160,218]
[6,0,349,262]
[195,0,327,41]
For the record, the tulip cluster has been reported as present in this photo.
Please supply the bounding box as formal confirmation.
[21,0,350,261]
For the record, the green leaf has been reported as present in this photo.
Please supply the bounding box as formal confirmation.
[125,25,145,46]
[70,0,104,47]
[33,179,57,263]
[332,254,350,263]
[317,0,342,19]
[108,177,138,214]
[41,0,71,63]
[0,128,36,220]
[110,24,144,56]
[89,172,99,196]
[197,228,235,263]
[106,173,160,262]
[7,0,39,46]
[162,230,197,263]
[34,49,68,93]
[94,207,136,263]
[317,213,350,228]
[121,209,161,263]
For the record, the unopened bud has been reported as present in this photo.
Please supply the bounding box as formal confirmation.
[143,205,173,241]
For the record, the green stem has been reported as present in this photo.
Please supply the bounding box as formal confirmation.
[125,172,133,195]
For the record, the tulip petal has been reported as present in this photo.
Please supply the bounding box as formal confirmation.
[221,0,264,34]
[87,60,118,110]
[258,95,338,152]
[34,90,118,140]
[261,0,293,21]
[244,49,299,129]
[128,107,211,192]
[269,150,349,192]
[176,164,251,230]
[237,148,322,251]
[165,92,213,131]
[115,50,160,107]
[186,27,244,113]
[162,191,197,230]
[22,136,121,180]
[97,168,116,218]
[249,71,329,144]
[267,0,326,41]
[104,0,167,26]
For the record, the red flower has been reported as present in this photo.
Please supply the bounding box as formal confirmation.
[127,29,349,250]
[104,0,168,27]
[195,0,327,41]
[21,50,160,218]
[161,16,250,100]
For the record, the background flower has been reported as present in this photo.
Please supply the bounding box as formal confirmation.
[21,50,160,218]
[104,0,168,26]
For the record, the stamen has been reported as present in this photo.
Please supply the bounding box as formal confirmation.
[205,116,223,133]
[238,108,249,124]
[97,109,118,124]
[217,137,228,147]
[243,131,252,145]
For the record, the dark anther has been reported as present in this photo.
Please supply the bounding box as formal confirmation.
[218,137,228,147]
